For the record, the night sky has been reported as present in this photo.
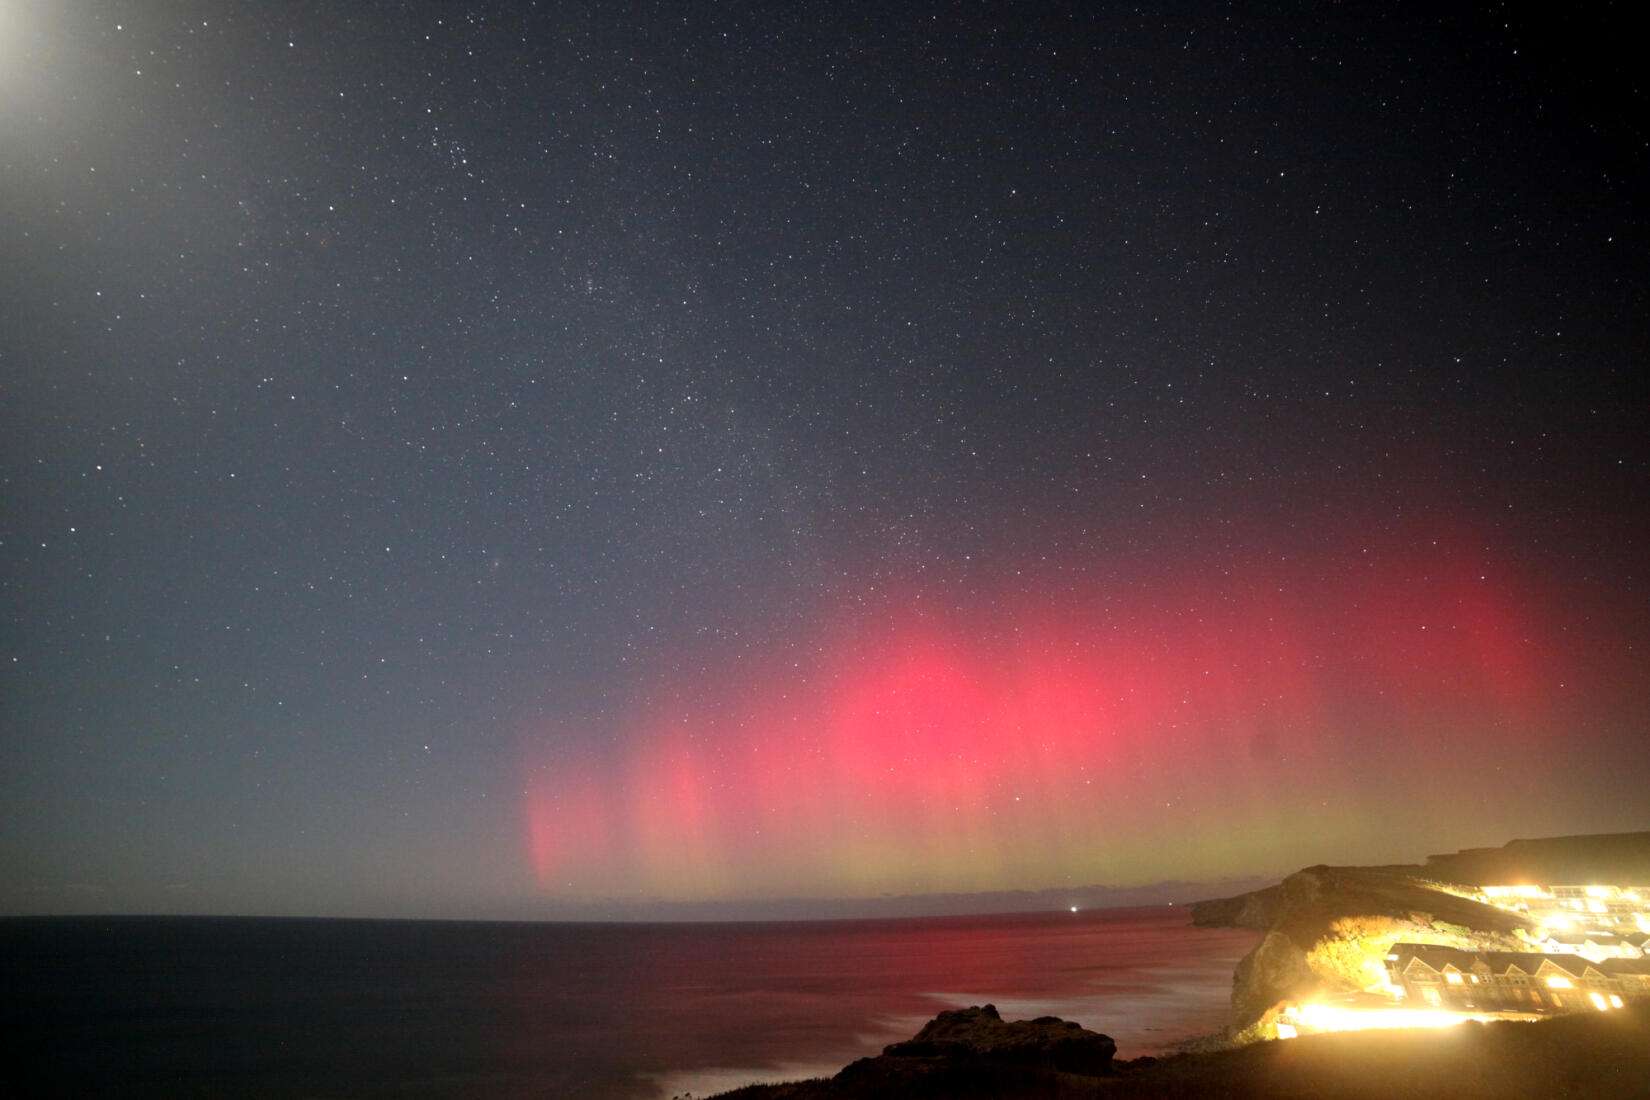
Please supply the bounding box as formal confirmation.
[3,1,1646,920]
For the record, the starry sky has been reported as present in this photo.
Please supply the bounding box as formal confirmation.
[2,1,1646,920]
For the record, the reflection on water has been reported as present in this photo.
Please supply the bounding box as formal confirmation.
[5,907,1257,1100]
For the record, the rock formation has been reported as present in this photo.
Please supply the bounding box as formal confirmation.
[882,1003,1117,1074]
[824,1004,1115,1099]
[1188,882,1282,930]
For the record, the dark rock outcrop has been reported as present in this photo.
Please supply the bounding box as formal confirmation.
[883,1004,1117,1074]
[824,1004,1116,1098]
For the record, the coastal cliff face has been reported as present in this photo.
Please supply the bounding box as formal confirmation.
[1188,883,1282,930]
[1198,864,1537,1041]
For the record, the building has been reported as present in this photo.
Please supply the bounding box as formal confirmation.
[1545,930,1645,961]
[1385,944,1650,1014]
[1477,884,1650,933]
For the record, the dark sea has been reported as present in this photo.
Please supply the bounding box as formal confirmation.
[3,907,1258,1099]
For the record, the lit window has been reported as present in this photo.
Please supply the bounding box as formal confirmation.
[1590,993,1608,1011]
[1610,995,1624,1008]
[1547,976,1573,989]
[1446,972,1463,984]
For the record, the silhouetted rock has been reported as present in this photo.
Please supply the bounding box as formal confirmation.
[883,1004,1117,1074]
[820,1004,1115,1098]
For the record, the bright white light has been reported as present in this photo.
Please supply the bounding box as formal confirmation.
[1294,1003,1492,1033]
[0,0,72,109]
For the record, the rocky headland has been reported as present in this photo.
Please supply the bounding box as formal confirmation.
[1192,831,1650,1040]
[706,832,1650,1099]
[1193,863,1536,1040]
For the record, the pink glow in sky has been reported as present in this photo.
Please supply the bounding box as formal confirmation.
[522,520,1600,904]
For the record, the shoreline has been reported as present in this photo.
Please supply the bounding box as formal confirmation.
[651,909,1256,1099]
[702,835,1650,1098]
[662,935,1253,1100]
[652,1022,1239,1100]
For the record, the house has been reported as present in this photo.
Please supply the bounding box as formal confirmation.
[1545,930,1642,961]
[1384,944,1650,1013]
[1476,883,1650,931]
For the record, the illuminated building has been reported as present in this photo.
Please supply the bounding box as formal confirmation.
[1384,944,1650,1013]
[1475,884,1650,933]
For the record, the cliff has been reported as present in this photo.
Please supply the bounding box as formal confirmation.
[1216,864,1536,1039]
[1422,831,1650,885]
[1195,831,1650,1041]
[1187,883,1282,930]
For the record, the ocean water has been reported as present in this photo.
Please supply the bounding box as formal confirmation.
[3,907,1257,1100]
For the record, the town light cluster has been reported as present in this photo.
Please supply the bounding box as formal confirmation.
[1276,1001,1502,1038]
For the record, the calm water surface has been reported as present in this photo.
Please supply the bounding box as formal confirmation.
[4,908,1257,1099]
